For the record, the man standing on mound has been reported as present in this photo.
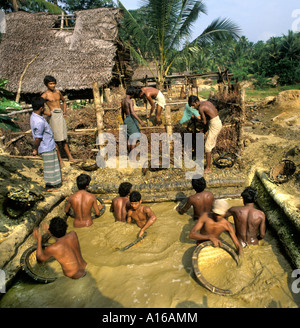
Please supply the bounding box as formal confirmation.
[30,96,62,192]
[42,75,74,167]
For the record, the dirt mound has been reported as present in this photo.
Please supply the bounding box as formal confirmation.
[275,90,300,107]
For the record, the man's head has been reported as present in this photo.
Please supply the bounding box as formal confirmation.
[31,96,46,113]
[192,176,206,193]
[212,199,229,217]
[129,190,142,210]
[118,182,132,197]
[49,216,68,238]
[188,95,200,108]
[44,75,57,90]
[241,187,257,204]
[77,174,91,190]
[126,86,141,98]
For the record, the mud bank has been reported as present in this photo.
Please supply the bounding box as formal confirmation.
[251,168,300,268]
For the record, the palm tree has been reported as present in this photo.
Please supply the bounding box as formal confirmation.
[118,0,241,87]
[5,0,63,13]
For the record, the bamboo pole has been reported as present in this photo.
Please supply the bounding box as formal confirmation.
[15,53,40,103]
[92,82,104,140]
[165,105,173,136]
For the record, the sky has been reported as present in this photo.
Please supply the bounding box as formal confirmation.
[118,0,300,43]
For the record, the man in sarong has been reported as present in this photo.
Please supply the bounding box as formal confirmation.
[190,97,222,173]
[138,86,166,126]
[121,87,146,158]
[41,75,74,167]
[30,96,62,191]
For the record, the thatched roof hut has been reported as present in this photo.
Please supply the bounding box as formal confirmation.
[131,61,158,86]
[0,8,131,95]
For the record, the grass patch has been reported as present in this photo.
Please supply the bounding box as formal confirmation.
[245,84,300,102]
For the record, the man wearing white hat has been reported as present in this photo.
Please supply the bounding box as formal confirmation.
[189,199,243,256]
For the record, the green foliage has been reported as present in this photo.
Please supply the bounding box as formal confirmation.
[1,0,64,13]
[21,0,63,13]
[60,0,115,12]
[0,79,21,131]
[173,30,300,88]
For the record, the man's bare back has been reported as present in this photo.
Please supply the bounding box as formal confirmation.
[141,87,159,100]
[227,204,266,246]
[110,196,130,222]
[65,190,101,228]
[33,219,87,280]
[44,231,87,279]
[178,191,214,219]
[198,101,218,123]
[121,97,132,117]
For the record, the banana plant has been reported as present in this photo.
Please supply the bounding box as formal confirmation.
[0,78,21,131]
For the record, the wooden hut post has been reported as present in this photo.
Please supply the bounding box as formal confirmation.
[93,82,104,140]
[60,12,64,30]
[238,88,246,151]
[165,104,173,136]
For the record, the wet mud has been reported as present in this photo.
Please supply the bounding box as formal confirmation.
[1,200,300,308]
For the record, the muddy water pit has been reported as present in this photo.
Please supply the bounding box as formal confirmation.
[1,198,299,308]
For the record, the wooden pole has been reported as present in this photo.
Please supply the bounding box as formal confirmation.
[238,88,246,151]
[15,53,40,103]
[92,82,104,140]
[165,105,173,136]
[60,12,64,30]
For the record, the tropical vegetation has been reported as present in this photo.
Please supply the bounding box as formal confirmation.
[0,79,21,131]
[1,0,299,89]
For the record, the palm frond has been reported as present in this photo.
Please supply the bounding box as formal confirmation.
[192,17,241,44]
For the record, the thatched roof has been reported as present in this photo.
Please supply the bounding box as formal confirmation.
[131,61,158,86]
[0,8,123,94]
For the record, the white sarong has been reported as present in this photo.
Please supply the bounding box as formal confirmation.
[205,116,222,153]
[49,108,68,142]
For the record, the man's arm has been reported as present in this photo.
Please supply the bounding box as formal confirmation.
[176,197,192,215]
[59,91,67,115]
[110,199,115,213]
[145,94,155,117]
[127,209,132,224]
[138,207,157,237]
[65,197,71,214]
[226,221,243,256]
[93,196,102,217]
[33,228,54,262]
[199,108,207,125]
[259,213,266,240]
[189,217,216,244]
[130,100,145,127]
[32,138,41,155]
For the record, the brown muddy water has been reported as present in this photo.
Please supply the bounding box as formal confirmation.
[0,199,300,308]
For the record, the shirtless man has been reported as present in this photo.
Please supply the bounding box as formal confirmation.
[226,187,266,247]
[110,182,132,222]
[190,97,222,173]
[33,217,87,279]
[121,87,146,155]
[176,176,214,220]
[189,199,243,256]
[127,191,157,237]
[138,86,166,125]
[41,75,74,166]
[65,174,103,228]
